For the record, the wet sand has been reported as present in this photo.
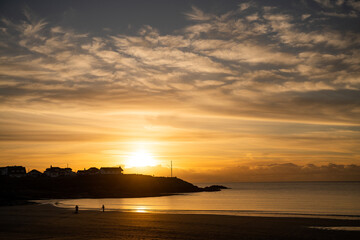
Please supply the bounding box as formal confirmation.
[0,204,360,240]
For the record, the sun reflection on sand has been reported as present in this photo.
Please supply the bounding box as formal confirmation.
[133,206,148,213]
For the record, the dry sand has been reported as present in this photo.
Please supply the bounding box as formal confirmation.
[0,204,360,240]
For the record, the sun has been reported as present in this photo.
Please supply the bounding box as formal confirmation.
[125,149,157,168]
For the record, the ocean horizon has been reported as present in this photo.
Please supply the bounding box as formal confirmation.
[37,181,360,219]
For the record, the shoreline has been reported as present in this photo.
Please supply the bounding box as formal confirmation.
[37,200,360,221]
[1,204,360,239]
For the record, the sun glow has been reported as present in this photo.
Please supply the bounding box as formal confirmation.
[125,149,157,168]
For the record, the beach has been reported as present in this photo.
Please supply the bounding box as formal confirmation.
[0,204,359,240]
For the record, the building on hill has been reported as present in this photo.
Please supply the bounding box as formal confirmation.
[27,169,42,177]
[87,167,100,175]
[77,167,100,175]
[0,166,26,177]
[77,169,86,175]
[100,167,123,175]
[44,166,75,177]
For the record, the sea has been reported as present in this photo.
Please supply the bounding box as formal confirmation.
[37,181,360,219]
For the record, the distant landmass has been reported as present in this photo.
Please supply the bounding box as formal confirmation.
[0,173,227,205]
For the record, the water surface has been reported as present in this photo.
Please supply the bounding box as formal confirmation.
[38,181,360,219]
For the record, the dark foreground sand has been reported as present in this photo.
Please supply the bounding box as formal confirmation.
[0,204,359,240]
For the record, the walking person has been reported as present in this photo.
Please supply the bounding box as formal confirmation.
[75,205,79,214]
[102,205,105,212]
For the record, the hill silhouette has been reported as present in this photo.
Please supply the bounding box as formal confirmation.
[0,174,225,205]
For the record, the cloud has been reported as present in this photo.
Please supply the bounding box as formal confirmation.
[264,13,360,48]
[184,6,213,21]
[193,40,299,65]
[246,13,259,21]
[347,0,360,11]
[320,11,358,18]
[314,0,334,8]
[238,2,252,11]
[301,14,311,20]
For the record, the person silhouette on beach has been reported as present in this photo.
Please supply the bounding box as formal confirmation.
[102,205,105,212]
[75,205,79,214]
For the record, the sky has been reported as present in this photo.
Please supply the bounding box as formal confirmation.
[0,0,360,182]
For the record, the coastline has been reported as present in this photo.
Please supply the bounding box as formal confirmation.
[35,199,360,221]
[1,204,360,240]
